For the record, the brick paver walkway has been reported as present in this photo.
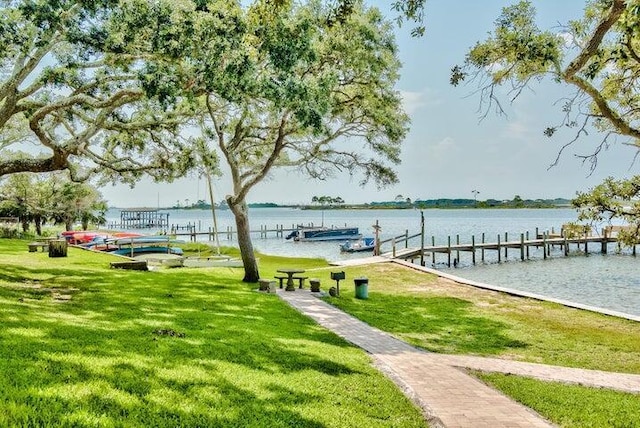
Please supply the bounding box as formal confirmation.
[277,288,640,427]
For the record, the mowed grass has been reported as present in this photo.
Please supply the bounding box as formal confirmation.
[476,373,640,428]
[322,263,640,373]
[319,262,640,427]
[0,240,426,427]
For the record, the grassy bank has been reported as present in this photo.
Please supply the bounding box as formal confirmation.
[0,239,425,427]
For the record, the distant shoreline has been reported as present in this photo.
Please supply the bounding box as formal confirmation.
[110,199,573,211]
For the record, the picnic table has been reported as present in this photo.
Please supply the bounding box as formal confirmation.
[276,268,306,291]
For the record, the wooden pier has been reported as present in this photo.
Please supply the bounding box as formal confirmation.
[113,222,348,242]
[379,228,626,267]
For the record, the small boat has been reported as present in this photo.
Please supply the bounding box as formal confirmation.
[340,237,375,253]
[112,246,184,257]
[61,231,109,245]
[286,226,361,241]
[107,235,184,257]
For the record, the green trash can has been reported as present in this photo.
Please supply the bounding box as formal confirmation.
[354,277,368,299]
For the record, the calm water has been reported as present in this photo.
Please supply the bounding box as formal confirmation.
[106,207,640,317]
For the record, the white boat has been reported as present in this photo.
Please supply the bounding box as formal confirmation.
[340,237,375,253]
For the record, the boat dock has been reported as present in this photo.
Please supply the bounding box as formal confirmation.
[108,209,170,229]
[106,222,350,241]
[378,228,627,267]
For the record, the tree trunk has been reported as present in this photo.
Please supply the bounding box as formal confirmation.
[228,198,260,283]
[34,215,42,236]
[21,216,29,233]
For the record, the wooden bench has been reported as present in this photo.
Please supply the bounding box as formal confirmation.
[602,225,633,238]
[292,276,308,289]
[274,275,308,289]
[274,275,288,288]
[110,260,148,271]
[28,242,48,252]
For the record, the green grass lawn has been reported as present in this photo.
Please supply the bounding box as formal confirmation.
[476,373,640,428]
[0,239,425,427]
[318,262,640,427]
[322,263,640,373]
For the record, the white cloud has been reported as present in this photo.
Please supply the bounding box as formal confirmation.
[400,90,427,115]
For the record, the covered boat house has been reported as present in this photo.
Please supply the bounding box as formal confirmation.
[117,209,169,229]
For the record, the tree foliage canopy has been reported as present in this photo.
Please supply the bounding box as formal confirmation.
[573,175,640,246]
[0,170,107,233]
[0,0,198,181]
[154,0,409,282]
[451,0,640,169]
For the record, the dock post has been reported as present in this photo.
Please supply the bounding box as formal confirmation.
[543,233,547,259]
[601,230,607,254]
[405,230,409,248]
[447,236,451,267]
[392,238,396,258]
[497,234,501,262]
[481,233,485,262]
[584,231,589,255]
[564,235,569,256]
[471,235,476,265]
[431,236,436,265]
[420,211,425,266]
[504,232,508,259]
[456,234,460,263]
[526,231,530,259]
[520,233,525,261]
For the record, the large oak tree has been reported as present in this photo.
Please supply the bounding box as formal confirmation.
[0,0,196,182]
[164,0,410,282]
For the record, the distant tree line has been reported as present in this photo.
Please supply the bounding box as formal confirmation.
[311,196,345,207]
[0,173,107,236]
[366,196,570,209]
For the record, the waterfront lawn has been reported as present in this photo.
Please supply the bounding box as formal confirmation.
[476,372,640,428]
[322,263,640,374]
[320,263,640,426]
[0,239,425,427]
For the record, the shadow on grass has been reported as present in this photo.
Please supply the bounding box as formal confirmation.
[325,293,529,355]
[0,255,393,427]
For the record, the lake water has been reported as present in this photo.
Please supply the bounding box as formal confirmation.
[105,207,640,317]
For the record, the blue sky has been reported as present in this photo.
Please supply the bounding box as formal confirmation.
[102,0,636,207]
